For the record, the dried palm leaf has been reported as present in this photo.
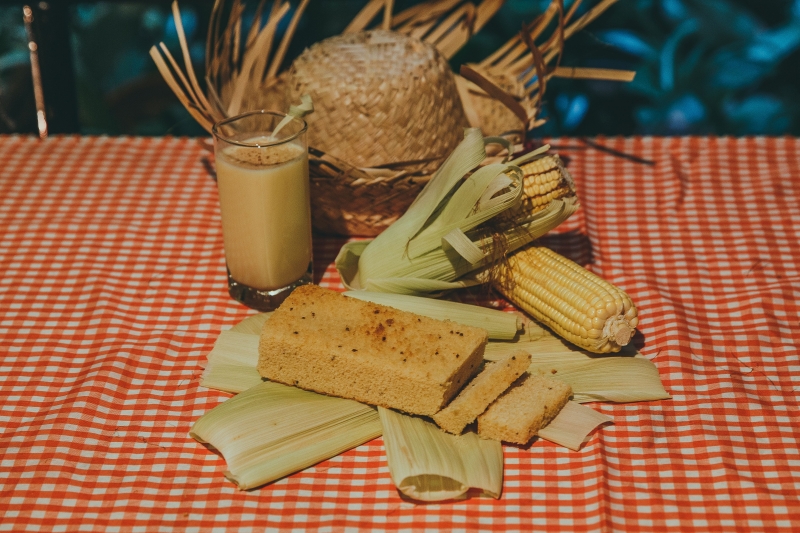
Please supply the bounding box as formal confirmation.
[459,0,637,135]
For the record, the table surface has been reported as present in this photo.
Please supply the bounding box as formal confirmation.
[1,135,799,532]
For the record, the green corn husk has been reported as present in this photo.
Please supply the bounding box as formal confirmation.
[484,333,670,404]
[379,407,504,501]
[230,312,273,335]
[199,312,270,392]
[343,291,521,340]
[191,381,381,490]
[200,330,261,392]
[336,128,578,295]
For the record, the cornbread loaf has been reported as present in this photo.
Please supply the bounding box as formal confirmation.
[433,350,532,435]
[477,373,572,445]
[257,285,487,416]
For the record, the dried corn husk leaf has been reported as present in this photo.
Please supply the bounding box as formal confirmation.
[199,312,274,391]
[485,333,669,403]
[191,381,381,490]
[343,291,521,340]
[552,358,669,403]
[230,312,272,335]
[379,407,503,501]
[200,330,260,392]
[537,401,612,451]
[202,363,262,394]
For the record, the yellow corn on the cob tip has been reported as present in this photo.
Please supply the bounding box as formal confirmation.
[512,155,576,216]
[495,244,638,353]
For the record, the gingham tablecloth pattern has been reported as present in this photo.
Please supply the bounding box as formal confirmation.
[1,135,798,532]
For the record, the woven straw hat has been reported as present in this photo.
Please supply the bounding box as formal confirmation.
[288,30,469,169]
[283,30,470,235]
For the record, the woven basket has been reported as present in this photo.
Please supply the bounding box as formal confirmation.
[152,0,626,236]
[307,146,443,236]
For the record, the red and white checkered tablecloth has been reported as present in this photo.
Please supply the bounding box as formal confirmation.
[1,134,798,531]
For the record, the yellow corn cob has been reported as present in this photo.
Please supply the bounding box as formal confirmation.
[511,155,576,217]
[495,245,638,353]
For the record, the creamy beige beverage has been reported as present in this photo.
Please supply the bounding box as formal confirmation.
[215,137,311,290]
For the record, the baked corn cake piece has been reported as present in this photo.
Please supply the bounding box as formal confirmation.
[433,349,531,434]
[477,372,572,445]
[257,285,487,416]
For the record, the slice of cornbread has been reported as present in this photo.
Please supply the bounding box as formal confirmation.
[433,349,531,435]
[477,372,572,445]
[257,285,487,416]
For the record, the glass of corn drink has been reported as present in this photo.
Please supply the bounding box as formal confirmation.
[212,110,312,311]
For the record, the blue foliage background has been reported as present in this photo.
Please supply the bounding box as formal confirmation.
[0,0,798,136]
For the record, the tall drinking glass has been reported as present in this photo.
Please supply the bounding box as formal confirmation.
[212,110,312,311]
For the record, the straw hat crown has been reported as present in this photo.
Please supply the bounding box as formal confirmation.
[288,30,469,168]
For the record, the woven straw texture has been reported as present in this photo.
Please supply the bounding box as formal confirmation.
[238,71,291,117]
[308,146,440,236]
[3,135,799,531]
[461,71,527,140]
[289,30,469,168]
